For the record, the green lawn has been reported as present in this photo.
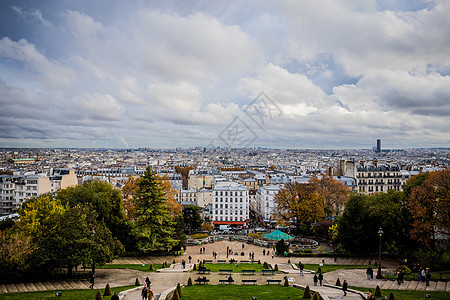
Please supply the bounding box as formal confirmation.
[350,286,450,300]
[384,271,450,281]
[0,285,136,300]
[97,263,166,272]
[181,285,304,299]
[298,264,373,273]
[198,263,270,273]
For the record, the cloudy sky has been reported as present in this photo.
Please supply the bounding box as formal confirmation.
[0,0,449,149]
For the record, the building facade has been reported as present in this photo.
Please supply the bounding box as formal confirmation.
[211,181,249,228]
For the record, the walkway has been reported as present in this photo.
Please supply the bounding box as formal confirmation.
[1,240,449,299]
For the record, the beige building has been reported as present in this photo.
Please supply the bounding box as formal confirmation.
[187,174,213,190]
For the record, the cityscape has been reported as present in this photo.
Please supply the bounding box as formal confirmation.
[1,1,449,300]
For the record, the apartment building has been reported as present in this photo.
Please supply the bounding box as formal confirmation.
[0,169,77,216]
[211,181,249,228]
[255,185,281,221]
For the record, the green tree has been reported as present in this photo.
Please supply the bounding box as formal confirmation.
[309,175,349,217]
[133,167,178,251]
[274,183,324,234]
[183,205,203,234]
[335,194,377,255]
[0,229,34,272]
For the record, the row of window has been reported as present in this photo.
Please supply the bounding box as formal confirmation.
[214,216,244,221]
[215,204,245,209]
[213,209,247,215]
[214,191,246,196]
[215,197,246,203]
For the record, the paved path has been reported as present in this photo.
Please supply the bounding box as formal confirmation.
[1,240,449,299]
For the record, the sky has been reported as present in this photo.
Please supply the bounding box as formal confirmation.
[0,0,449,149]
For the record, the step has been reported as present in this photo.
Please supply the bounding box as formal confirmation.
[24,282,38,292]
[42,281,57,290]
[0,284,8,293]
[73,280,89,289]
[50,281,65,290]
[33,282,47,291]
[4,283,19,293]
[406,280,419,290]
[436,281,446,291]
[446,281,450,292]
[381,280,395,290]
[15,283,28,292]
[425,281,437,291]
[416,281,427,290]
[65,280,79,289]
[397,280,409,290]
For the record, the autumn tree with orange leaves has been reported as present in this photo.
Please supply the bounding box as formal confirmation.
[309,175,350,217]
[273,182,324,234]
[405,169,450,251]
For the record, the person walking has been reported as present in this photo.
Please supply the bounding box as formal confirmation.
[366,267,372,280]
[188,255,192,263]
[342,279,348,296]
[111,292,120,300]
[318,272,323,286]
[313,274,318,286]
[182,260,186,269]
[299,262,304,276]
[426,269,431,286]
[141,286,148,300]
[145,277,151,289]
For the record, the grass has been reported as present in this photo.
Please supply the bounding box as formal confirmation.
[180,284,304,299]
[198,263,270,273]
[384,271,450,281]
[0,285,136,300]
[97,263,166,272]
[298,264,373,273]
[350,286,450,300]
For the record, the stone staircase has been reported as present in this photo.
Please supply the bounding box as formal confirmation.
[0,280,90,294]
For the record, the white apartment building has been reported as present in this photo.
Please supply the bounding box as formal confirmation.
[255,185,281,221]
[0,169,77,216]
[211,181,249,228]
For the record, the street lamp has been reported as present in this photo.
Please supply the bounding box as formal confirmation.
[377,227,383,279]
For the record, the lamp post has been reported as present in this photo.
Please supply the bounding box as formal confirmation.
[377,227,383,279]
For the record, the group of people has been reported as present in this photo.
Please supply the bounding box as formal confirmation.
[199,247,206,254]
[141,277,153,300]
[366,266,374,280]
[313,273,324,286]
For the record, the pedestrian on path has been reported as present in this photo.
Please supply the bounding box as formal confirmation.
[141,286,148,300]
[342,279,348,296]
[263,249,265,256]
[313,274,318,286]
[426,269,431,286]
[145,277,151,289]
[367,267,373,280]
[318,272,323,286]
[188,255,192,263]
[111,292,119,300]
[299,262,304,276]
[182,260,186,269]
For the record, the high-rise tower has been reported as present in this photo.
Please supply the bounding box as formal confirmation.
[377,139,381,153]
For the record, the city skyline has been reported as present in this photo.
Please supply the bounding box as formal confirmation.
[1,1,449,149]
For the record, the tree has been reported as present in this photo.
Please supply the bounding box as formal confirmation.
[309,175,349,217]
[0,230,34,272]
[276,239,288,255]
[201,222,212,232]
[158,175,182,217]
[335,194,377,255]
[405,170,450,250]
[183,205,203,234]
[174,166,194,189]
[133,167,178,251]
[121,176,140,220]
[273,183,324,234]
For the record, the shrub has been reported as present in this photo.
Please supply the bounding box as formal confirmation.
[191,233,209,239]
[288,259,291,263]
[248,233,263,239]
[284,277,289,287]
[104,284,111,296]
[335,278,341,286]
[303,285,312,298]
[375,285,382,297]
[95,290,103,300]
[135,278,140,286]
[312,292,320,300]
[187,277,193,286]
[149,264,154,271]
[193,264,197,270]
[173,259,176,264]
[172,289,180,300]
[258,259,261,264]
[316,246,325,254]
[396,265,411,275]
[176,283,182,297]
[389,292,395,300]
[274,264,279,271]
[317,267,322,274]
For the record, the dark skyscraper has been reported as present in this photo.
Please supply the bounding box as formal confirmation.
[377,139,381,153]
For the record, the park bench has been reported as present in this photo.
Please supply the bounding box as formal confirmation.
[267,279,281,284]
[219,269,233,274]
[240,260,250,263]
[194,279,210,284]
[262,270,275,275]
[217,260,227,263]
[219,279,234,284]
[242,270,255,275]
[204,260,213,263]
[242,279,257,285]
[251,260,259,264]
[197,269,211,274]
